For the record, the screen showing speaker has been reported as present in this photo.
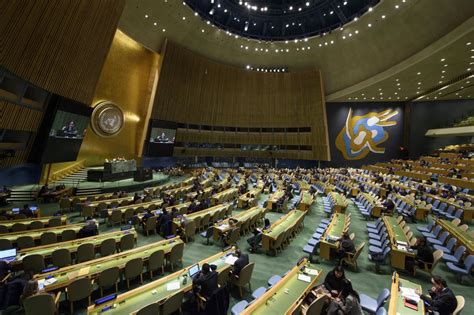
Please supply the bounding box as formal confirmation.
[145,120,177,157]
[31,95,93,164]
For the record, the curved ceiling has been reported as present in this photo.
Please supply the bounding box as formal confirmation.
[118,0,474,99]
[184,0,379,41]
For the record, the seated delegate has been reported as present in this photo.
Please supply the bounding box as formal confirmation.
[416,276,457,315]
[192,263,218,299]
[247,218,271,252]
[230,249,249,279]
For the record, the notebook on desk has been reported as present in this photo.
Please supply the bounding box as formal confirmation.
[404,297,419,311]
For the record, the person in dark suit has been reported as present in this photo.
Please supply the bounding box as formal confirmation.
[406,237,434,274]
[416,276,457,315]
[140,209,154,231]
[20,204,34,218]
[324,266,347,296]
[78,218,98,238]
[193,263,218,299]
[132,193,141,203]
[159,209,173,236]
[335,232,355,264]
[247,218,271,252]
[231,250,249,278]
[383,199,395,214]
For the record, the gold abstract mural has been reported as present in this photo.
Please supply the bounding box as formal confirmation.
[335,108,399,160]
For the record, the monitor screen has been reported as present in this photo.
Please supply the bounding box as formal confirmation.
[188,263,200,277]
[145,120,177,157]
[41,266,59,273]
[32,95,93,164]
[94,294,117,306]
[48,110,89,140]
[149,128,176,144]
[0,248,16,260]
[11,208,19,214]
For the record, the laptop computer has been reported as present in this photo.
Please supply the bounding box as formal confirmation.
[0,248,17,263]
[188,263,200,278]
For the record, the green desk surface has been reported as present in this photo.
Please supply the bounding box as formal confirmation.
[329,192,347,207]
[87,196,134,208]
[212,188,238,198]
[164,185,193,195]
[384,216,410,243]
[327,213,347,237]
[185,204,228,220]
[0,216,67,228]
[216,207,264,228]
[392,277,424,315]
[37,238,182,291]
[234,206,265,221]
[16,230,136,261]
[439,219,474,251]
[247,265,322,315]
[265,210,305,239]
[301,192,314,204]
[0,223,85,242]
[269,190,285,202]
[88,250,233,314]
[108,200,163,215]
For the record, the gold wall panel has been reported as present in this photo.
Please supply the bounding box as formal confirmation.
[76,30,160,167]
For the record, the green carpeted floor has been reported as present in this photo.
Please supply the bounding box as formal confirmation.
[3,182,472,314]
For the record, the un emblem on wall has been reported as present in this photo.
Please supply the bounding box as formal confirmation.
[91,101,124,137]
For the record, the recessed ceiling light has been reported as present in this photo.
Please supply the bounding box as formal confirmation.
[467,42,472,46]
[440,58,445,62]
[368,23,372,27]
[381,15,386,19]
[162,29,166,32]
[145,14,148,18]
[417,72,421,75]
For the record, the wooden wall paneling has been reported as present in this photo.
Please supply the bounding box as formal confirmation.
[0,0,125,105]
[0,101,44,168]
[153,41,329,160]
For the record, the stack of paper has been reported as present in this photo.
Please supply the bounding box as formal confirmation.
[400,287,420,303]
[306,268,319,276]
[225,255,238,265]
[166,281,180,291]
[297,274,311,283]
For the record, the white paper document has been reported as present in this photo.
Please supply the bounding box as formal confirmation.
[166,281,180,291]
[297,274,311,283]
[225,255,238,265]
[400,287,420,303]
[305,268,319,276]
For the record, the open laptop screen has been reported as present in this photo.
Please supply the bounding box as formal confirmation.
[188,263,200,277]
[0,248,16,260]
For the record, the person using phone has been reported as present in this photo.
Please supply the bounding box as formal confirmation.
[416,276,457,315]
